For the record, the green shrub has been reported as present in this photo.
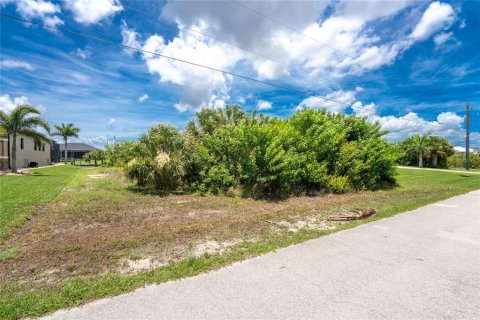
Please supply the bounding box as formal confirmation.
[199,164,235,195]
[447,153,480,169]
[326,175,351,193]
[118,107,398,197]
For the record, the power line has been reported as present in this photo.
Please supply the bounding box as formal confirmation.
[229,0,414,80]
[0,13,343,105]
[120,4,439,129]
[122,4,294,69]
[230,0,354,59]
[0,13,439,129]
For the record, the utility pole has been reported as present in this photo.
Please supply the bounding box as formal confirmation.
[465,103,470,170]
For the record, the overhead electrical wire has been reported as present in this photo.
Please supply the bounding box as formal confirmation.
[122,4,294,69]
[230,0,355,58]
[0,13,440,128]
[229,0,421,82]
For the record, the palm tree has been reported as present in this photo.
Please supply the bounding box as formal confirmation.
[52,123,80,164]
[407,133,431,168]
[428,136,454,167]
[0,105,50,173]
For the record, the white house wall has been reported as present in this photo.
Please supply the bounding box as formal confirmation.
[9,134,52,168]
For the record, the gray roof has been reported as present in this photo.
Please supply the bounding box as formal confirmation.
[59,143,97,152]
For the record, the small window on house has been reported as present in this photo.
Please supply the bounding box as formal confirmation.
[42,143,45,151]
[34,142,37,151]
[20,138,24,149]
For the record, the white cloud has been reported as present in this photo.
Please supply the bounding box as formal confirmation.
[107,118,116,128]
[349,100,473,145]
[0,59,34,71]
[138,27,242,112]
[120,20,141,56]
[0,94,46,113]
[138,94,149,102]
[123,1,463,113]
[296,87,362,113]
[257,100,272,110]
[0,94,30,113]
[434,32,453,46]
[73,47,92,60]
[351,101,377,118]
[64,0,123,25]
[410,2,455,41]
[213,99,226,109]
[1,0,63,27]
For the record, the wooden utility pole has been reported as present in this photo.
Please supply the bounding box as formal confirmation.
[465,103,470,170]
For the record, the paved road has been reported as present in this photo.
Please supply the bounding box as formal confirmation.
[44,190,480,320]
[398,165,480,174]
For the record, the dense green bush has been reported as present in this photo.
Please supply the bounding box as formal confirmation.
[107,106,398,197]
[447,153,480,169]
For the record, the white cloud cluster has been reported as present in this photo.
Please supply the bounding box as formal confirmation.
[257,100,272,110]
[122,22,243,112]
[350,101,469,145]
[72,47,92,60]
[138,94,149,102]
[1,0,63,27]
[0,94,30,113]
[64,0,123,25]
[0,59,34,71]
[410,1,455,41]
[107,118,116,128]
[121,20,141,55]
[296,87,362,113]
[296,88,473,145]
[123,1,460,111]
[0,94,46,113]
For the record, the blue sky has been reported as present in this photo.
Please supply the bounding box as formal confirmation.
[1,0,479,148]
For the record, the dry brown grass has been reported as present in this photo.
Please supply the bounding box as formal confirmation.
[0,168,366,284]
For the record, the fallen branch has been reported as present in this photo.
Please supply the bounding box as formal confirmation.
[328,208,377,221]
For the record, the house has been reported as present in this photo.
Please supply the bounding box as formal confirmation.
[58,143,97,161]
[0,134,53,170]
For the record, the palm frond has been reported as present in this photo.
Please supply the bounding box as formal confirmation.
[20,117,51,133]
[18,129,50,143]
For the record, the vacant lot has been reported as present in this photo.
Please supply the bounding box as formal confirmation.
[1,165,479,319]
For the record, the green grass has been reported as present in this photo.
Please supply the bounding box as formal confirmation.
[0,165,86,241]
[1,167,479,319]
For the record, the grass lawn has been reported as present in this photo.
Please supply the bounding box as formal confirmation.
[1,166,479,319]
[0,165,85,241]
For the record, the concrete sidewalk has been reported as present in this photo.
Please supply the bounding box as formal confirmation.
[44,190,480,320]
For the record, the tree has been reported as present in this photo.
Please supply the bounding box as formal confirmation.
[0,105,50,172]
[428,136,454,167]
[405,133,431,168]
[52,123,80,164]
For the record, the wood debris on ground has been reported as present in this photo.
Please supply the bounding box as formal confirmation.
[327,208,377,221]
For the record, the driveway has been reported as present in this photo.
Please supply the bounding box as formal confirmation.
[44,190,480,320]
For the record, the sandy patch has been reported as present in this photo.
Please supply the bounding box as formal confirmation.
[272,217,337,233]
[193,239,242,257]
[120,258,166,274]
[88,174,109,179]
